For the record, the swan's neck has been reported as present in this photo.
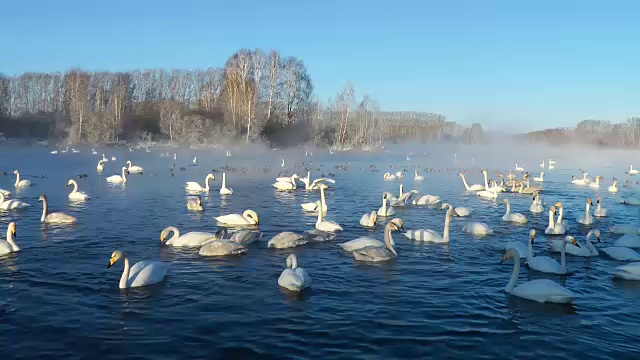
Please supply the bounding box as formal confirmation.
[122,168,127,183]
[381,197,387,212]
[557,207,564,223]
[443,212,452,242]
[528,238,533,259]
[596,202,601,212]
[560,240,567,271]
[120,256,131,289]
[506,254,520,293]
[71,181,79,193]
[399,184,403,198]
[14,172,19,186]
[384,227,397,256]
[548,210,555,228]
[317,196,325,223]
[41,198,48,222]
[504,201,511,216]
[7,228,18,251]
[290,256,298,269]
[482,172,489,188]
[586,233,598,256]
[222,173,226,188]
[169,227,180,243]
[460,175,470,190]
[585,203,591,219]
[204,175,211,191]
[320,186,327,208]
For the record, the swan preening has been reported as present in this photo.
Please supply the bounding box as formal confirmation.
[107,250,169,289]
[185,173,215,192]
[502,247,576,304]
[160,226,217,247]
[359,211,378,228]
[214,210,258,226]
[13,170,31,188]
[198,230,248,256]
[106,167,128,184]
[347,218,404,262]
[0,222,19,255]
[67,179,89,201]
[278,254,311,291]
[220,173,233,195]
[39,194,77,224]
[126,160,144,174]
[403,206,457,243]
[187,196,203,211]
[0,193,30,210]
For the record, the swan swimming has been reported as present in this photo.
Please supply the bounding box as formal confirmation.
[462,222,494,235]
[185,173,215,192]
[576,198,594,225]
[458,172,483,191]
[377,194,395,217]
[500,198,527,224]
[67,179,90,201]
[214,209,258,226]
[403,206,457,243]
[220,173,234,195]
[593,196,607,217]
[533,172,544,182]
[106,167,128,184]
[96,160,105,172]
[107,250,169,289]
[527,236,579,274]
[301,183,328,214]
[126,160,144,174]
[383,172,398,181]
[504,229,535,259]
[628,165,638,175]
[588,175,601,189]
[39,194,77,224]
[608,178,618,193]
[571,173,589,186]
[198,234,248,256]
[278,254,311,291]
[13,170,31,188]
[412,194,440,205]
[613,233,640,248]
[613,262,640,280]
[501,247,576,303]
[441,202,472,216]
[0,193,30,210]
[359,211,378,228]
[186,196,203,211]
[160,226,217,247]
[352,218,404,262]
[529,191,544,213]
[545,206,565,235]
[414,169,424,181]
[268,232,308,249]
[273,174,299,191]
[549,230,600,257]
[315,189,342,232]
[0,222,19,256]
[602,246,640,261]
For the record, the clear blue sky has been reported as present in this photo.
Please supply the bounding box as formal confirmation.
[2,0,639,131]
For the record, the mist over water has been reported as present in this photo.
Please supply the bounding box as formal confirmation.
[0,142,639,359]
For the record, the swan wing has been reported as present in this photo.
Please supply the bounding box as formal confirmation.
[353,246,396,262]
[267,232,307,248]
[602,247,640,261]
[455,207,472,216]
[199,240,248,256]
[46,212,77,224]
[184,181,203,190]
[403,229,442,242]
[128,261,169,287]
[310,178,335,189]
[613,234,640,248]
[512,279,575,303]
[278,268,308,291]
[214,214,253,225]
[316,220,343,232]
[229,230,262,245]
[0,240,14,255]
[339,237,384,251]
[301,202,319,212]
[171,232,217,247]
[273,181,296,190]
[526,256,562,274]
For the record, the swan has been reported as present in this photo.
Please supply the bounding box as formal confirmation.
[515,163,525,172]
[198,236,248,256]
[299,170,335,190]
[481,169,504,193]
[540,160,545,168]
[504,229,534,259]
[61,146,69,153]
[554,202,569,232]
[277,254,311,291]
[301,184,328,214]
[0,193,30,210]
[39,194,77,224]
[613,263,640,280]
[527,236,579,274]
[403,206,458,242]
[414,169,424,181]
[628,165,639,175]
[173,153,177,160]
[441,202,472,216]
[281,158,286,168]
[352,218,404,262]
[576,198,594,225]
[275,174,298,183]
[533,172,544,182]
[359,211,378,228]
[458,173,483,191]
[72,148,80,153]
[593,196,607,217]
[192,156,197,165]
[530,192,544,213]
[608,178,618,193]
[107,250,169,289]
[477,188,498,200]
[101,154,109,162]
[395,171,404,179]
[588,176,601,189]
[126,160,144,174]
[185,173,215,192]
[187,195,203,211]
[67,179,89,201]
[377,194,396,217]
[602,246,640,261]
[214,209,258,226]
[0,188,10,197]
[13,170,31,188]
[462,222,493,235]
[106,167,128,184]
[611,225,640,236]
[613,234,640,248]
[226,150,232,157]
[389,186,418,207]
[50,150,58,154]
[273,174,299,191]
[500,198,528,224]
[160,226,217,247]
[220,173,233,195]
[501,247,576,303]
[227,229,261,245]
[550,231,600,257]
[268,232,308,248]
[412,194,440,205]
[0,222,19,256]
[383,172,398,181]
[97,160,105,172]
[315,191,343,232]
[111,156,116,161]
[516,182,536,195]
[92,149,97,155]
[545,206,565,235]
[571,173,589,186]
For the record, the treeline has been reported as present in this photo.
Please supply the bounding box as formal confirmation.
[522,118,640,148]
[0,48,462,147]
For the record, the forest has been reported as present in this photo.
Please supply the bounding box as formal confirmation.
[0,48,473,148]
[523,118,640,148]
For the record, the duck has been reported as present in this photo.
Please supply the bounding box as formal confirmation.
[277,254,311,291]
[0,222,19,256]
[39,194,77,224]
[352,218,404,262]
[549,230,600,257]
[107,250,169,289]
[500,198,528,224]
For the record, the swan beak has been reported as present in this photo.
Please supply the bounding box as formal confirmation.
[107,257,116,269]
[454,210,460,217]
[11,229,16,237]
[160,234,165,242]
[399,224,405,232]
[596,236,601,243]
[572,239,580,247]
[500,254,508,264]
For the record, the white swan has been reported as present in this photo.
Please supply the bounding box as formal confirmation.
[0,188,10,197]
[299,170,335,190]
[527,236,579,274]
[576,198,594,225]
[111,156,116,161]
[481,169,504,192]
[500,198,528,224]
[602,246,640,261]
[554,202,569,233]
[458,172,483,191]
[50,150,58,154]
[610,225,640,235]
[383,172,398,181]
[187,196,203,211]
[185,174,215,192]
[504,229,534,259]
[67,179,89,201]
[106,167,128,184]
[462,222,493,235]
[412,194,440,205]
[268,232,308,248]
[540,160,545,168]
[39,194,77,224]
[214,209,258,226]
[278,254,311,291]
[126,160,144,173]
[571,173,589,186]
[593,196,607,217]
[403,206,457,242]
[550,231,600,257]
[13,170,31,188]
[545,206,565,235]
[501,247,576,303]
[377,194,396,217]
[281,158,285,168]
[628,165,639,175]
[107,250,169,289]
[160,226,217,247]
[0,193,30,210]
[613,263,640,280]
[315,191,342,232]
[220,173,234,195]
[352,218,404,262]
[0,222,19,256]
[613,234,640,248]
[359,211,378,228]
[414,169,424,181]
[301,184,328,214]
[608,178,618,193]
[97,160,105,172]
[515,163,525,172]
[441,202,472,216]
[273,174,299,191]
[101,154,109,162]
[533,172,544,182]
[477,188,498,200]
[529,192,544,213]
[588,176,601,189]
[92,149,97,155]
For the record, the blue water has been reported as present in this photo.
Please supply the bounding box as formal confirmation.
[1,143,640,359]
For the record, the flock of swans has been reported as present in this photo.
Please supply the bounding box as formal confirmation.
[2,150,640,303]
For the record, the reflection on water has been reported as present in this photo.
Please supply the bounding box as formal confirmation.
[0,143,640,359]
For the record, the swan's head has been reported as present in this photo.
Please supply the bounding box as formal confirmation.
[66,179,75,187]
[206,173,216,180]
[8,222,16,237]
[596,196,601,203]
[440,203,451,211]
[564,236,580,247]
[500,248,519,264]
[126,161,132,167]
[587,197,593,205]
[13,170,18,175]
[243,210,259,224]
[554,202,563,208]
[160,227,176,243]
[529,229,536,243]
[388,218,405,233]
[286,254,297,269]
[214,228,228,239]
[499,198,509,206]
[107,250,124,268]
[550,205,557,214]
[38,194,47,202]
[481,169,487,174]
[590,229,601,242]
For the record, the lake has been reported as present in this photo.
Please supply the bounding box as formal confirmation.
[0,142,639,359]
